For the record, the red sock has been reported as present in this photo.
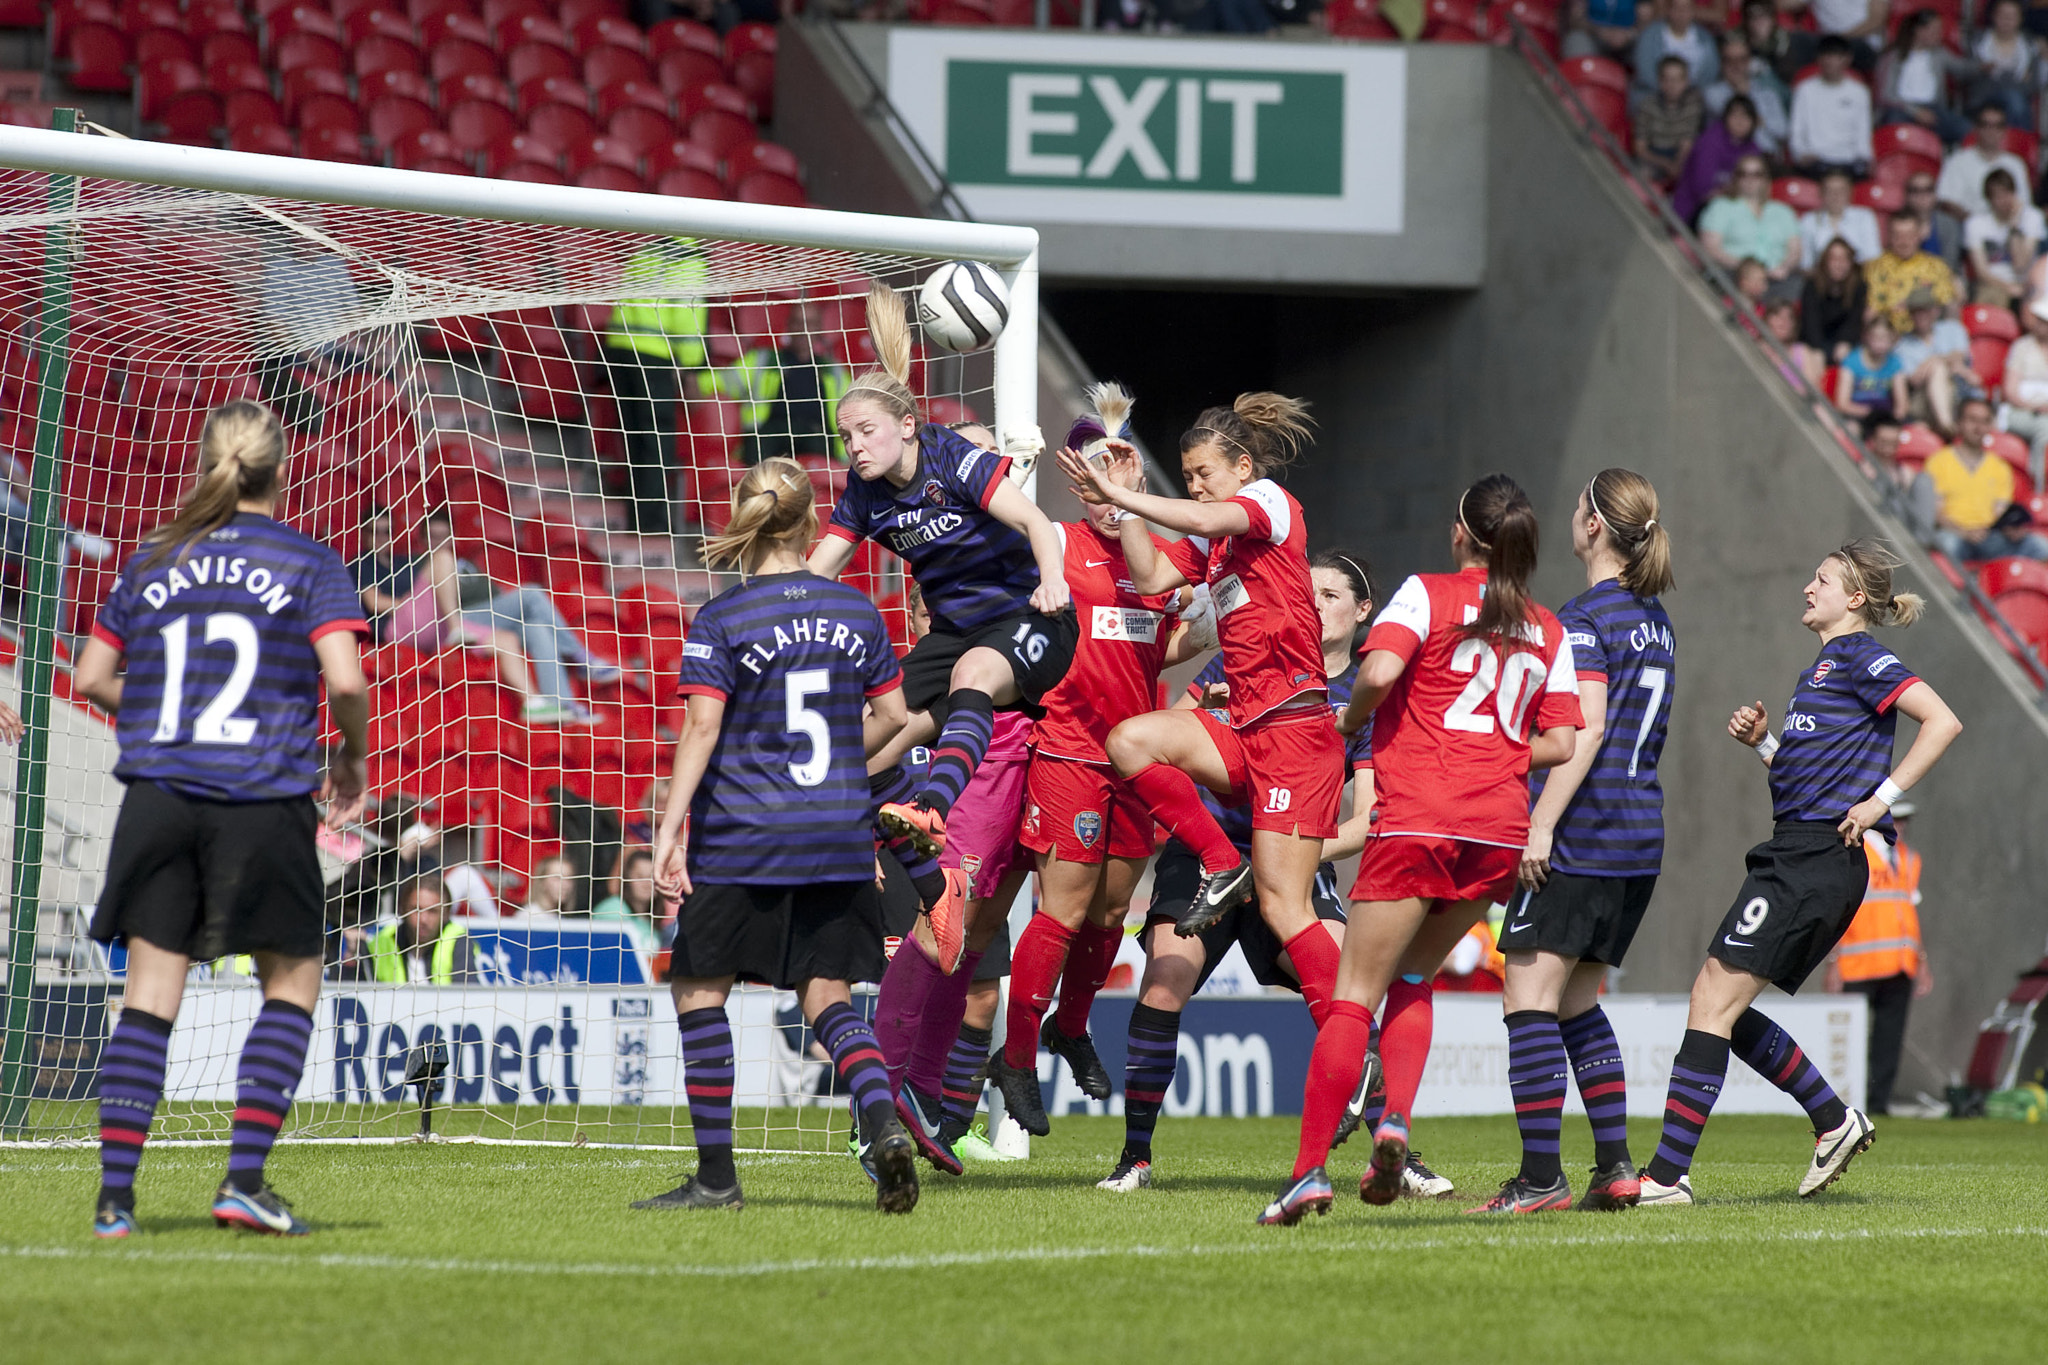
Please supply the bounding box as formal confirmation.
[1126,762,1239,874]
[1052,920,1125,1038]
[1379,978,1435,1121]
[1281,922,1341,1030]
[1295,1000,1375,1179]
[1003,913,1075,1068]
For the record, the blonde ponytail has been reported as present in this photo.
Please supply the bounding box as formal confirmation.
[142,399,285,568]
[1830,537,1922,627]
[837,283,919,424]
[702,457,818,575]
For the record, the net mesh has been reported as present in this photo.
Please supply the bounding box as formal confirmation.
[0,155,1008,1149]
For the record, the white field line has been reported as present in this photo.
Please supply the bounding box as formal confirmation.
[5,1225,2044,1282]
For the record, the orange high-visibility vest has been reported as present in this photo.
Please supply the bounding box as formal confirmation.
[1839,835,1923,982]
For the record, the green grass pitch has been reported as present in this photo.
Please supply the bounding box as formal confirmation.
[3,1114,2044,1363]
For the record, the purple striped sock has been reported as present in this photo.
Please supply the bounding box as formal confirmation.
[907,950,979,1098]
[677,1006,736,1188]
[939,1023,992,1131]
[918,690,994,817]
[1561,1005,1632,1168]
[1731,1007,1849,1135]
[225,1000,314,1194]
[1122,1003,1181,1161]
[1505,1009,1570,1185]
[814,1002,896,1135]
[97,1008,172,1206]
[1646,1029,1730,1186]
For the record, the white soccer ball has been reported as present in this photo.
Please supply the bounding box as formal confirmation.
[916,260,1009,354]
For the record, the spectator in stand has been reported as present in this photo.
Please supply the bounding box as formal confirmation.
[520,855,578,921]
[1998,295,2048,482]
[1635,56,1707,186]
[351,503,418,643]
[1867,210,1959,329]
[1791,36,1876,177]
[1801,236,1870,368]
[1971,0,2046,129]
[1903,171,1966,269]
[1863,415,1942,541]
[1707,32,1791,155]
[1742,0,1807,99]
[1675,96,1764,223]
[720,309,848,466]
[1800,167,1884,267]
[1937,105,2032,222]
[1701,155,1804,284]
[1964,167,2045,307]
[1826,797,1931,1117]
[1836,313,1909,420]
[1561,0,1641,60]
[369,876,478,985]
[590,846,661,953]
[1927,395,2048,560]
[600,240,709,538]
[1895,285,1983,431]
[1764,296,1825,388]
[1787,0,1891,69]
[1876,9,1974,147]
[1097,0,1156,29]
[1733,255,1774,310]
[1632,0,1720,107]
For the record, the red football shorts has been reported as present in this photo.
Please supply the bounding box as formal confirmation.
[1199,706,1341,840]
[1352,833,1519,907]
[1020,753,1155,864]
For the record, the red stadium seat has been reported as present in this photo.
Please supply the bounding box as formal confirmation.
[209,57,274,98]
[677,77,749,122]
[561,0,627,31]
[1895,422,1944,470]
[430,37,501,83]
[731,138,801,183]
[423,9,495,47]
[297,91,364,136]
[518,73,590,116]
[1560,53,1630,94]
[605,102,675,153]
[66,25,134,93]
[927,1,994,21]
[576,14,647,52]
[647,16,720,61]
[135,57,202,119]
[275,30,348,75]
[1972,336,2011,391]
[729,49,773,121]
[1488,0,1559,53]
[414,154,474,175]
[227,121,296,155]
[656,47,723,98]
[528,100,598,152]
[281,65,351,120]
[223,86,286,129]
[156,89,224,139]
[304,125,370,162]
[1987,429,2029,473]
[269,4,346,47]
[355,34,427,78]
[1771,176,1823,212]
[451,71,515,108]
[390,126,463,168]
[1871,121,1943,177]
[733,170,804,207]
[343,8,421,47]
[500,159,570,185]
[366,94,439,147]
[482,130,561,174]
[576,163,643,192]
[564,131,641,175]
[598,79,670,120]
[51,0,119,51]
[723,21,776,64]
[584,44,653,91]
[1979,555,2048,599]
[135,29,197,69]
[1852,179,1905,213]
[202,30,261,71]
[495,11,574,54]
[654,165,726,199]
[410,0,477,25]
[446,97,519,151]
[189,1,253,39]
[689,106,758,161]
[507,39,580,86]
[645,136,720,180]
[1425,0,1485,39]
[1965,303,2022,341]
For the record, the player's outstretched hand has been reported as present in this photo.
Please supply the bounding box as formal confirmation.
[1054,445,1113,505]
[1519,825,1553,889]
[1837,797,1887,847]
[322,752,368,829]
[1030,576,1071,616]
[1729,699,1768,747]
[1196,680,1230,710]
[0,700,22,744]
[654,831,692,907]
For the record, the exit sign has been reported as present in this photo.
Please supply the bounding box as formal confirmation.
[889,31,1406,234]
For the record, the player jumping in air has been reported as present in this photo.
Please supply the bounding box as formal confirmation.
[1264,473,1584,1226]
[76,400,372,1238]
[987,385,1204,1136]
[635,459,922,1214]
[808,284,1072,974]
[1640,539,1960,1206]
[1056,395,1347,1052]
[1477,468,1678,1214]
[1101,549,1387,1194]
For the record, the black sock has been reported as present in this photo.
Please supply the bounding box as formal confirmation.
[911,868,948,909]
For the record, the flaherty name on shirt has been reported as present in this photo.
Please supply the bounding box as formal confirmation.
[718,612,879,677]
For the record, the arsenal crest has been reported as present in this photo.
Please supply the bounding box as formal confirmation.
[922,479,947,507]
[1812,660,1834,686]
[1073,810,1103,848]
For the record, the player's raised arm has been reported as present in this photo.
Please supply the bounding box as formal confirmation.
[0,699,20,744]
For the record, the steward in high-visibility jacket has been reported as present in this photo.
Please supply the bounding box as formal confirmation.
[370,920,472,985]
[601,242,709,367]
[1840,832,1925,983]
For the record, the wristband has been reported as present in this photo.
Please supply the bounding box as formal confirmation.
[1755,732,1779,761]
[1875,777,1905,808]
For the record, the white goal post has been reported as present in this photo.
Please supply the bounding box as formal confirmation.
[0,122,1039,1151]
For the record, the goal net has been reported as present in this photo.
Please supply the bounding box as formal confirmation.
[0,124,1040,1150]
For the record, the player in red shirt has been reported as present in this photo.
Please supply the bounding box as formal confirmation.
[1055,393,1345,1035]
[1260,473,1585,1226]
[987,386,1202,1136]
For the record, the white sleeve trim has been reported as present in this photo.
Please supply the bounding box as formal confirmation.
[1238,479,1291,544]
[1373,574,1431,645]
[1545,632,1581,694]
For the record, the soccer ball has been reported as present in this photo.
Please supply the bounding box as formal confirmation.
[916,261,1009,354]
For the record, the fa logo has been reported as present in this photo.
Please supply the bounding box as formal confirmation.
[1073,810,1103,848]
[1263,788,1293,813]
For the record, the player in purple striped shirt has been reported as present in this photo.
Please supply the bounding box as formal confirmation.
[75,400,371,1239]
[807,285,1072,903]
[633,458,922,1214]
[1641,539,1962,1207]
[1483,469,1677,1214]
